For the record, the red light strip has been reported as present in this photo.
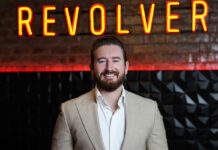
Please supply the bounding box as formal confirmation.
[0,63,218,72]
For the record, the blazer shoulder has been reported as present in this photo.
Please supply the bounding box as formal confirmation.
[126,90,160,120]
[62,89,95,110]
[126,90,157,106]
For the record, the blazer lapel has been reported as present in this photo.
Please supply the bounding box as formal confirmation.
[76,90,105,150]
[121,91,138,150]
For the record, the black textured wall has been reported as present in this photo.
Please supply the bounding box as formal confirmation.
[1,71,218,150]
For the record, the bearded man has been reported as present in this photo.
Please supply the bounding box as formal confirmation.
[51,36,168,150]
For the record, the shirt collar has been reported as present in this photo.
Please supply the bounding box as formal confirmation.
[95,85,126,106]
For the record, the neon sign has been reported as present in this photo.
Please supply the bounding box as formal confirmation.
[17,1,208,37]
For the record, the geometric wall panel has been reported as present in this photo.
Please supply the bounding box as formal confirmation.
[1,71,218,150]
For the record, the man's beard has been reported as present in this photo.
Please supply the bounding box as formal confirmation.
[94,70,125,91]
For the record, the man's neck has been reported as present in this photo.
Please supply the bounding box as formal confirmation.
[97,85,123,113]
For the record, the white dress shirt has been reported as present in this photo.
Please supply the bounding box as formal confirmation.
[95,87,126,150]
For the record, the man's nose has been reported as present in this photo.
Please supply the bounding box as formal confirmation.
[106,60,113,70]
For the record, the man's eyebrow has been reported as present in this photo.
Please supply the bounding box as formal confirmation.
[96,57,121,60]
[97,57,106,60]
[112,57,121,59]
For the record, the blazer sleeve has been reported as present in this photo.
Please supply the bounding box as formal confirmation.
[147,102,168,150]
[51,104,73,150]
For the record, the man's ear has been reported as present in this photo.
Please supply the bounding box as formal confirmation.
[91,70,94,76]
[90,64,94,76]
[125,61,129,75]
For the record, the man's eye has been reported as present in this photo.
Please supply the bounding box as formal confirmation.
[113,59,119,63]
[98,60,106,63]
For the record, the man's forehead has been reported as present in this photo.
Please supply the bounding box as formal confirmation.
[94,44,123,56]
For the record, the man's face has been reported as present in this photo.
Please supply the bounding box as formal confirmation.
[92,44,129,91]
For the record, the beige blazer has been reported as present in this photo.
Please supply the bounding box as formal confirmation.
[51,89,168,150]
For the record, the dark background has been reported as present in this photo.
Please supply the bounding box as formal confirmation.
[1,71,218,150]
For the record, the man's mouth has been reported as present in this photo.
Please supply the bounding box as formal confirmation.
[104,73,116,78]
[102,71,118,79]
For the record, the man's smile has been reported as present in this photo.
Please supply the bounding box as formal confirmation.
[101,71,119,80]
